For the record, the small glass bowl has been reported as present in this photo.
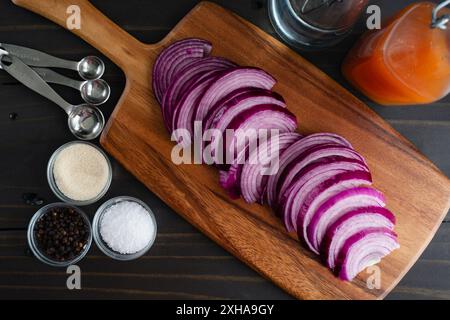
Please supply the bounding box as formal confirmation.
[27,203,93,267]
[93,196,157,261]
[47,141,112,206]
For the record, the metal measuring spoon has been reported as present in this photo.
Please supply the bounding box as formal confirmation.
[0,52,104,140]
[33,67,111,105]
[0,43,105,80]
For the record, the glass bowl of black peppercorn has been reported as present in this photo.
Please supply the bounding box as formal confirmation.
[27,203,92,267]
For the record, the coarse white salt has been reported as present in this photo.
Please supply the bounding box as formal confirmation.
[100,201,155,254]
[53,143,110,201]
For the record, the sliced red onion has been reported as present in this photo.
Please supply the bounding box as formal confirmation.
[276,145,368,213]
[217,106,297,197]
[205,88,285,134]
[225,104,297,164]
[161,57,235,131]
[336,227,399,281]
[219,167,242,199]
[241,133,302,204]
[172,70,224,144]
[153,38,212,103]
[194,68,277,124]
[303,187,386,254]
[270,143,369,216]
[201,88,258,168]
[219,147,247,199]
[154,39,398,283]
[203,88,255,132]
[208,90,287,163]
[281,156,369,232]
[266,133,354,208]
[322,206,396,269]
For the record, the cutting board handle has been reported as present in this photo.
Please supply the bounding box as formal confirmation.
[12,0,150,72]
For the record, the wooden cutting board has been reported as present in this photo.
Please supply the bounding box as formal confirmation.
[13,0,450,300]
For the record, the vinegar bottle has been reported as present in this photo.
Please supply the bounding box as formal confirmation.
[342,1,450,105]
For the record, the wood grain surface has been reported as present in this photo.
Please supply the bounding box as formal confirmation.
[1,0,450,300]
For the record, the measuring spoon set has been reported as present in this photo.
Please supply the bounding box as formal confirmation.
[0,43,110,140]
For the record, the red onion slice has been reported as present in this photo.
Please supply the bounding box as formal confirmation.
[172,70,224,143]
[219,147,248,199]
[270,143,369,220]
[241,133,302,204]
[266,133,354,207]
[202,88,260,166]
[153,38,212,103]
[322,206,396,269]
[281,157,369,232]
[208,90,287,163]
[304,187,386,254]
[225,104,298,164]
[161,57,235,131]
[205,89,285,133]
[194,67,277,124]
[217,106,297,197]
[219,166,242,199]
[203,88,256,132]
[336,227,399,281]
[276,145,368,213]
[153,38,398,283]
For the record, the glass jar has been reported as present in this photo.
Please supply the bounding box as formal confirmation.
[47,141,113,206]
[27,203,92,267]
[342,1,450,105]
[92,196,157,261]
[268,0,369,49]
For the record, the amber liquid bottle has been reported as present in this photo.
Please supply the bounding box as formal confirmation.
[342,1,450,105]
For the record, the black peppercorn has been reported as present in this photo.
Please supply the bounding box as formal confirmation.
[9,112,18,121]
[34,206,90,262]
[22,193,45,206]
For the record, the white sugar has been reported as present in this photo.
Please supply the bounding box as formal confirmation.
[100,201,155,254]
[53,143,109,201]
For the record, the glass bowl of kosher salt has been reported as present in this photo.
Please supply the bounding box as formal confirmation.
[47,141,112,206]
[92,196,157,261]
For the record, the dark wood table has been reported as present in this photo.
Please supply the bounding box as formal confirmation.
[0,0,449,300]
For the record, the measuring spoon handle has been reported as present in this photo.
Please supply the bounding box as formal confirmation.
[12,0,149,73]
[33,67,82,90]
[0,43,78,70]
[0,54,73,113]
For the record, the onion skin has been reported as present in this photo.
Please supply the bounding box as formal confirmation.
[336,227,399,281]
[321,206,396,269]
[153,39,212,103]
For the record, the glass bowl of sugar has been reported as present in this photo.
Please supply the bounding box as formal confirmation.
[92,196,157,261]
[47,141,112,206]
